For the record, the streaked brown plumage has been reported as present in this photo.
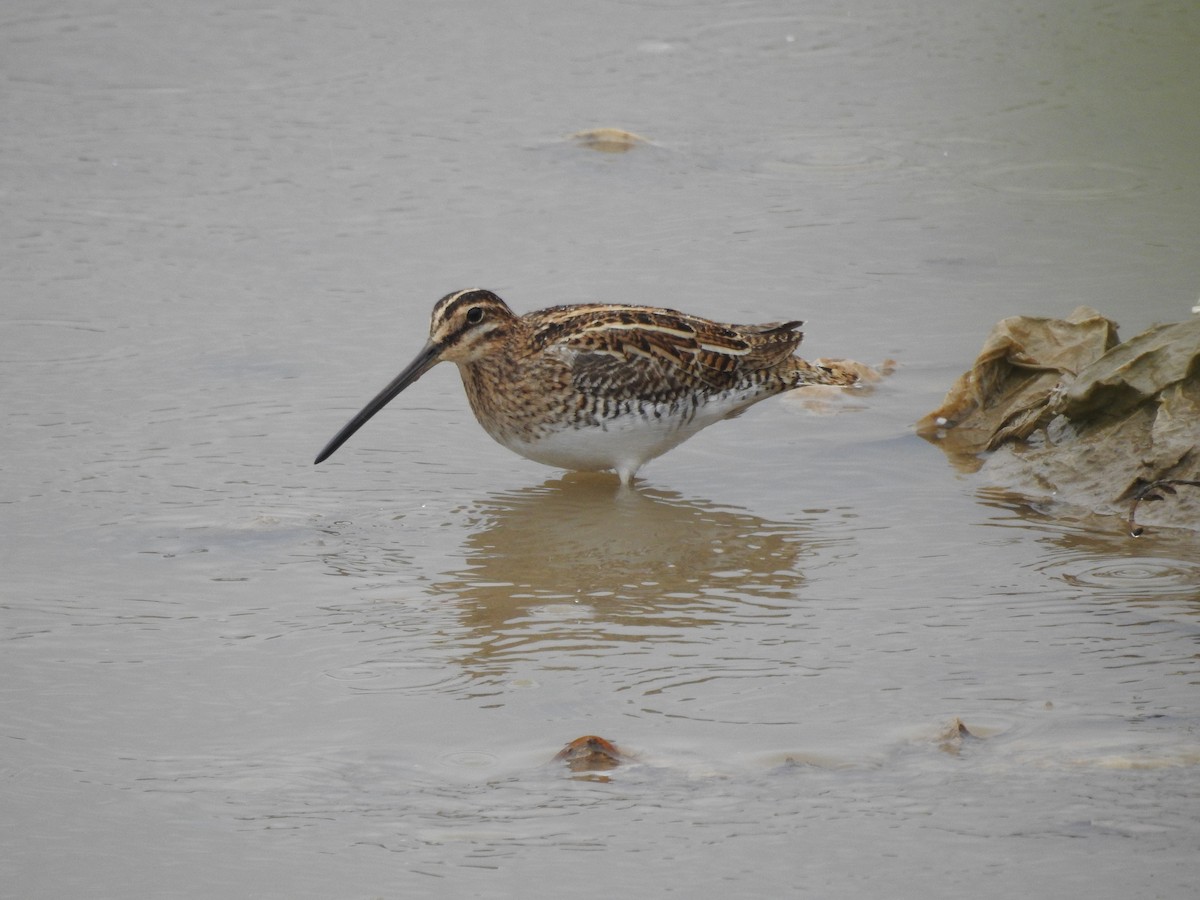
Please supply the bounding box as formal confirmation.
[315,288,858,483]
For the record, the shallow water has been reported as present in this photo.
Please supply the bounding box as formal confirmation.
[4,0,1199,897]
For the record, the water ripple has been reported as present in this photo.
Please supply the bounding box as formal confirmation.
[0,320,136,365]
[975,161,1149,200]
[749,135,907,179]
[687,14,887,58]
[1047,557,1200,604]
[323,660,474,696]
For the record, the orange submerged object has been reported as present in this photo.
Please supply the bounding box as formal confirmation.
[552,735,624,772]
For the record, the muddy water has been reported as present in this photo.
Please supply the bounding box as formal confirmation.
[4,0,1199,897]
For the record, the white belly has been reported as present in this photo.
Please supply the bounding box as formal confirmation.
[491,391,768,483]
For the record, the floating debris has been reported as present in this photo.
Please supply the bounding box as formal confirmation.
[919,309,1200,533]
[569,128,648,153]
[784,357,894,412]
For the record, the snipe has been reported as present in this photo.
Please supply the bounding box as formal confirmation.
[315,288,858,484]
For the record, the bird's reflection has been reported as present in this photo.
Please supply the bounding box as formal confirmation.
[434,473,841,677]
[315,473,850,692]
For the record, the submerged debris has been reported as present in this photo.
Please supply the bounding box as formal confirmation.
[937,717,981,755]
[918,308,1200,533]
[1127,479,1200,537]
[552,735,625,772]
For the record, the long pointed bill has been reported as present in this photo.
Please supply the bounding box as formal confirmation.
[314,340,443,464]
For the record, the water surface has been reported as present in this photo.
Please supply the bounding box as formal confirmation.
[3,0,1199,897]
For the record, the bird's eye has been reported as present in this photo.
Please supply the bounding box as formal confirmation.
[466,306,485,325]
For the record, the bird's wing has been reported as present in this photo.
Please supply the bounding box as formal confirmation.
[531,305,804,397]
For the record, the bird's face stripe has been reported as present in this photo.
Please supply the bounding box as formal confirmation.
[431,288,505,328]
[438,318,503,349]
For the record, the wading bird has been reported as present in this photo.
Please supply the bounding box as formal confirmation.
[315,288,858,484]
